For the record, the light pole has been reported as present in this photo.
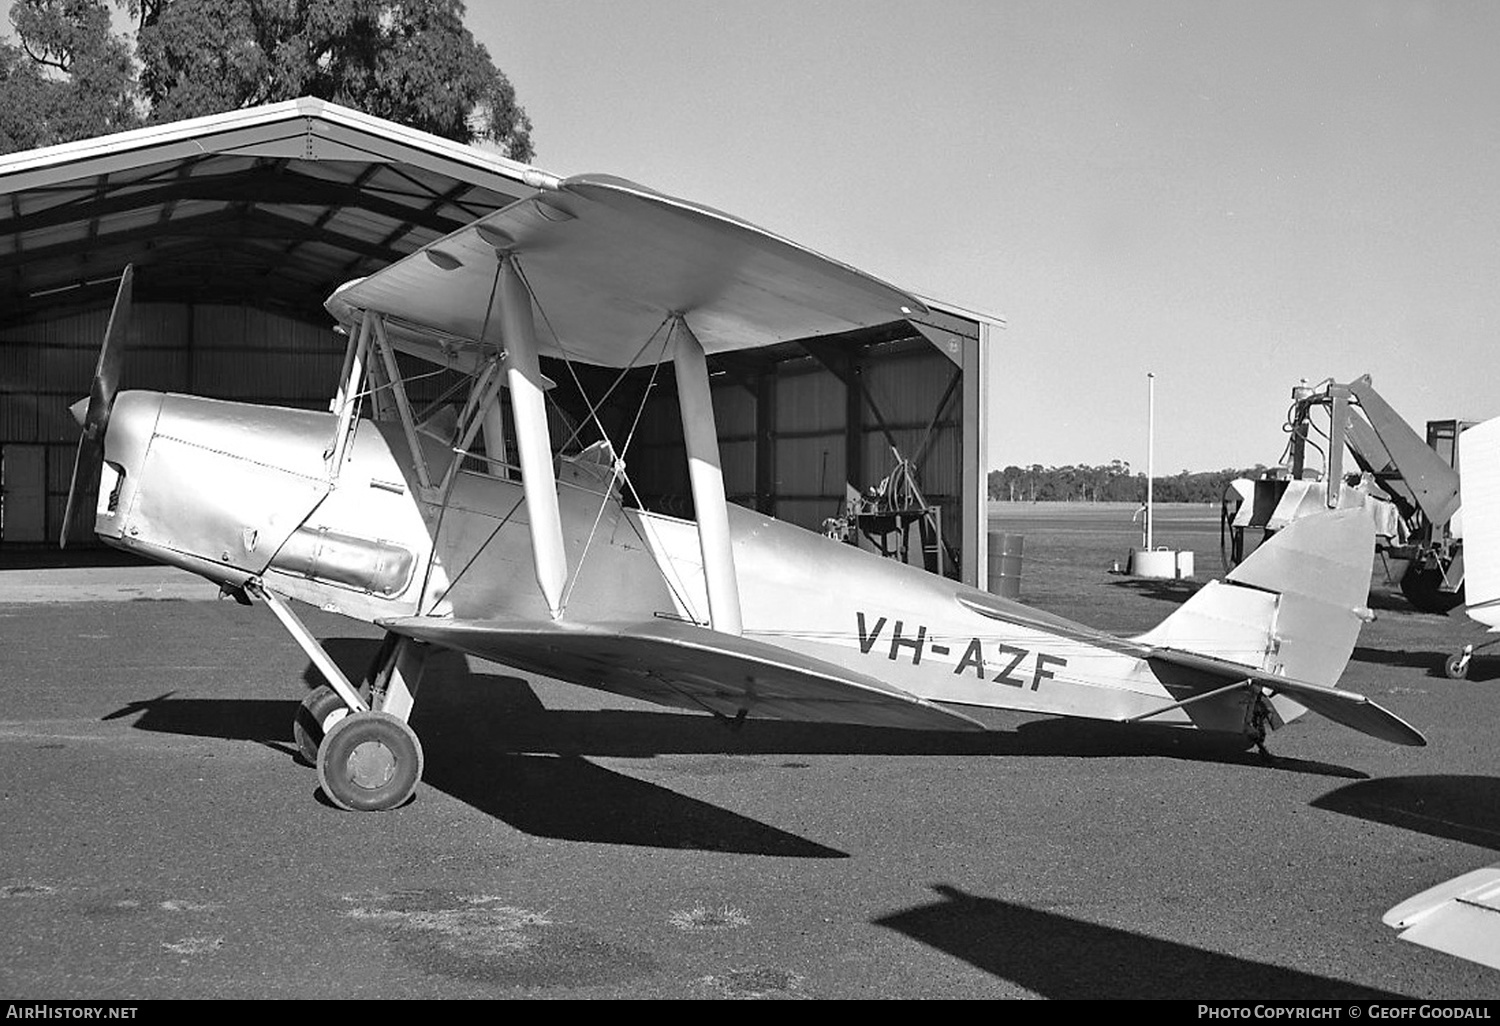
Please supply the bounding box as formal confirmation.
[1146,372,1155,551]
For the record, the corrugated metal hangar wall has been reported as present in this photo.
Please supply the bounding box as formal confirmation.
[609,319,975,565]
[0,99,997,586]
[0,304,341,541]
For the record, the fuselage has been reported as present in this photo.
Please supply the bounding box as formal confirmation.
[94,391,1268,735]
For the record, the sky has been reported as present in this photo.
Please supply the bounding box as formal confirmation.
[466,0,1500,475]
[7,0,1498,475]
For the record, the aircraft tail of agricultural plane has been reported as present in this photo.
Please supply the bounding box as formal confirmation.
[61,173,1424,812]
[1382,415,1500,970]
[1438,414,1500,679]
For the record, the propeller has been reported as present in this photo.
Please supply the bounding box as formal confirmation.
[60,265,134,548]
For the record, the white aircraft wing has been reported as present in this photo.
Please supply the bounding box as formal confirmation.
[379,616,986,732]
[1460,415,1500,630]
[1385,865,1500,970]
[326,173,927,368]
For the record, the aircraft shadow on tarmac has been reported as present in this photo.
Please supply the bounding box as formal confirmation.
[103,687,845,859]
[1351,644,1498,681]
[1311,775,1500,851]
[874,884,1405,1000]
[1351,645,1446,672]
[100,637,1370,849]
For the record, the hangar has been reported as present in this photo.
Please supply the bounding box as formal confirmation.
[0,97,999,586]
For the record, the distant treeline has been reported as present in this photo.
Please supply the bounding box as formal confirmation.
[988,461,1268,504]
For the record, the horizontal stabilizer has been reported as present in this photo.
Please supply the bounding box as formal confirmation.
[1147,647,1427,747]
[1384,865,1500,970]
[380,616,986,732]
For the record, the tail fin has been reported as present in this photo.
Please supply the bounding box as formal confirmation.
[1136,508,1375,687]
[1459,416,1500,630]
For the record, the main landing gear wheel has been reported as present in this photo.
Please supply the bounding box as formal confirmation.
[317,711,424,812]
[293,685,352,764]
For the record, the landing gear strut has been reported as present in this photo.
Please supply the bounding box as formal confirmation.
[250,581,430,811]
[315,632,430,811]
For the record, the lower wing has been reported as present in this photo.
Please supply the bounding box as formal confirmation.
[379,616,986,732]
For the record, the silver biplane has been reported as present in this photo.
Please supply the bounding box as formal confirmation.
[62,173,1424,812]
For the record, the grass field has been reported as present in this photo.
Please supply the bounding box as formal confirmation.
[984,502,1470,668]
[987,501,1227,634]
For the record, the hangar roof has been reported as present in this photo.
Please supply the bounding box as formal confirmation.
[0,97,550,326]
[0,96,1001,347]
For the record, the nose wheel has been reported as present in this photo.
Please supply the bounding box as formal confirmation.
[317,711,424,812]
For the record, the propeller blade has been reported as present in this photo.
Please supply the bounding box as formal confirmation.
[86,263,133,436]
[60,266,133,548]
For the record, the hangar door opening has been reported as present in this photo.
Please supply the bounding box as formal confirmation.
[1,444,47,543]
[542,308,991,587]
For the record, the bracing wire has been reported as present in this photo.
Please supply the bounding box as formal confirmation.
[556,327,678,614]
[421,492,527,616]
[417,265,506,611]
[515,260,673,456]
[510,258,696,618]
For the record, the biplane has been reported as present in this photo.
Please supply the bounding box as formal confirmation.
[61,172,1424,812]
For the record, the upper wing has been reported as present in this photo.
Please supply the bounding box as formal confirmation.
[380,615,984,732]
[1385,864,1500,970]
[326,173,926,368]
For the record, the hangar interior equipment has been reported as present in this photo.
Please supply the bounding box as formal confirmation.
[0,98,998,585]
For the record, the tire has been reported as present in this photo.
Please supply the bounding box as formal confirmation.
[316,711,423,812]
[1444,653,1470,680]
[1399,565,1466,615]
[293,685,351,765]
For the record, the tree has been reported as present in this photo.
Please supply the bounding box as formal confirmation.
[0,0,533,161]
[0,41,50,151]
[986,459,1259,504]
[133,0,533,160]
[0,1,141,150]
